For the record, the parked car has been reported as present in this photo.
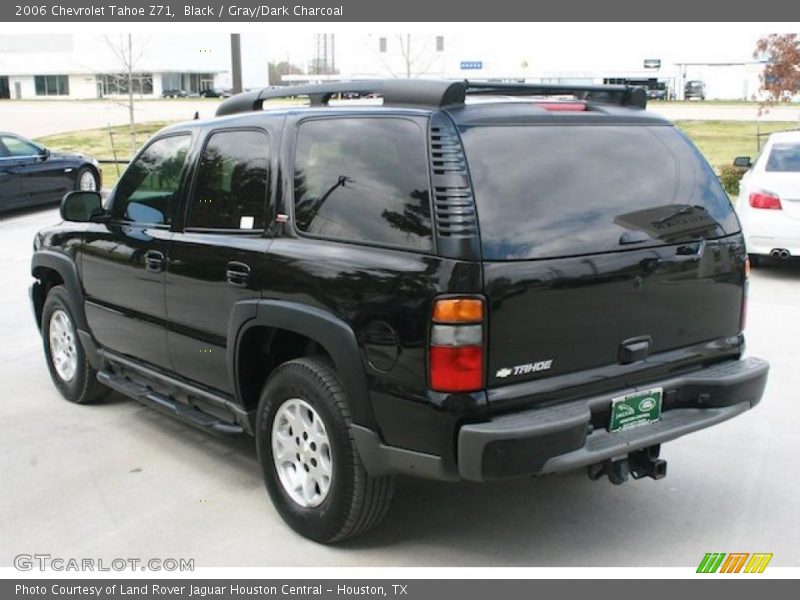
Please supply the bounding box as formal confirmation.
[199,88,232,98]
[685,80,706,100]
[734,130,800,264]
[0,132,101,213]
[161,89,188,98]
[646,83,668,101]
[30,80,768,543]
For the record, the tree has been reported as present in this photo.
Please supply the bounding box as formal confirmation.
[102,34,145,157]
[754,34,800,106]
[374,34,441,79]
[268,61,304,86]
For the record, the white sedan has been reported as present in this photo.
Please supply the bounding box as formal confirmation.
[735,130,800,264]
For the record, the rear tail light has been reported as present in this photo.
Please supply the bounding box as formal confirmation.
[749,190,782,210]
[429,297,485,392]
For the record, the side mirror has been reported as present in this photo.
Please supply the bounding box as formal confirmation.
[39,147,51,160]
[61,191,106,223]
[733,156,752,168]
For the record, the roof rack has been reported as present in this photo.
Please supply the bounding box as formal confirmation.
[464,81,647,109]
[215,80,466,116]
[215,79,647,117]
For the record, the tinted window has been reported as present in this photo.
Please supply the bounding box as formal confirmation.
[766,143,800,172]
[187,130,270,230]
[293,118,432,251]
[461,125,739,260]
[112,135,191,225]
[1,135,40,157]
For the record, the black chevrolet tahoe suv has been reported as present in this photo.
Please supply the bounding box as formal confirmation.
[30,80,769,543]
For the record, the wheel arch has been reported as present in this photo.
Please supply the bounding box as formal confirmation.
[228,299,376,431]
[31,250,87,331]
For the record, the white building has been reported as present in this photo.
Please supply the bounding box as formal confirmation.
[0,34,269,100]
[285,33,769,101]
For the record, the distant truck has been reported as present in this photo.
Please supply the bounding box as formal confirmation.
[685,80,706,101]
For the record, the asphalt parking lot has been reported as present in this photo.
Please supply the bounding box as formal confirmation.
[1,205,798,568]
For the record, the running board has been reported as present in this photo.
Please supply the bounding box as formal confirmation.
[97,371,244,435]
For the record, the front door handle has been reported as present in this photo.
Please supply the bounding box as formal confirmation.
[144,250,165,273]
[226,261,251,287]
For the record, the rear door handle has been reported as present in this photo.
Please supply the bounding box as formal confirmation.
[226,261,251,287]
[144,250,165,273]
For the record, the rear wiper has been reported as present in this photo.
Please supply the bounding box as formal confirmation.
[653,205,706,225]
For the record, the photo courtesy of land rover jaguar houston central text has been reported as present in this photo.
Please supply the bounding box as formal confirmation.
[29,80,769,542]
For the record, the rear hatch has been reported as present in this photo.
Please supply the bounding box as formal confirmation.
[460,122,745,408]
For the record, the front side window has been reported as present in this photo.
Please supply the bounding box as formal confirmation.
[766,143,800,172]
[293,118,433,251]
[112,135,191,225]
[187,129,270,230]
[0,135,40,157]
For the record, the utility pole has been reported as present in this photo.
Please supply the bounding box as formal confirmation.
[127,34,135,155]
[231,33,243,93]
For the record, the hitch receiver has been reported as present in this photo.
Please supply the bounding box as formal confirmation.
[588,445,667,485]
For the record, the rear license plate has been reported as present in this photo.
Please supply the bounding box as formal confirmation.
[609,387,663,432]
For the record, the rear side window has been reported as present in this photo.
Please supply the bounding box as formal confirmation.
[766,143,800,172]
[293,118,433,251]
[187,129,270,230]
[461,125,739,260]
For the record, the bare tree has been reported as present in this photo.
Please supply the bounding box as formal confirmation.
[754,33,800,109]
[102,34,146,157]
[373,34,440,79]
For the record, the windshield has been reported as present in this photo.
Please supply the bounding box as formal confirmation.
[460,124,740,260]
[766,143,800,172]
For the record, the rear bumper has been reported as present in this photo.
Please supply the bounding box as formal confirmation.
[457,357,769,482]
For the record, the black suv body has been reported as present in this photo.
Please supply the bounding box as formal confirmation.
[30,80,768,542]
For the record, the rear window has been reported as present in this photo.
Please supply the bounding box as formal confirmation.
[461,125,739,260]
[766,143,800,172]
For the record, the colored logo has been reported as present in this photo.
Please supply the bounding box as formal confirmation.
[697,552,773,573]
[638,397,657,412]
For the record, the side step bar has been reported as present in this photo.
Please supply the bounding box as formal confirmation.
[97,371,244,435]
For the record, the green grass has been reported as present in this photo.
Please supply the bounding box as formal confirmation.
[675,120,799,169]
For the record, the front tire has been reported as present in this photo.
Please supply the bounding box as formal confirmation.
[42,286,107,404]
[75,167,99,192]
[256,357,394,543]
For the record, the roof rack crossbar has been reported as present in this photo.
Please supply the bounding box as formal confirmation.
[215,79,647,117]
[215,80,467,117]
[463,81,648,109]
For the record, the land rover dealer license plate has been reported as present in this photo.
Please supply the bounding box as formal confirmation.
[609,387,663,432]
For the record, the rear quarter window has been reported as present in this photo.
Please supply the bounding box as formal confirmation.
[460,124,739,260]
[292,117,433,251]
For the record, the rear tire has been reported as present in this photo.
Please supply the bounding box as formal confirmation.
[42,285,107,404]
[748,254,761,268]
[256,357,394,543]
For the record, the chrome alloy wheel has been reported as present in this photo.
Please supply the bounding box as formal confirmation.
[79,170,97,191]
[49,309,77,382]
[271,398,333,508]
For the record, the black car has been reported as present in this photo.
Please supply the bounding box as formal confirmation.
[161,89,188,98]
[30,80,768,543]
[0,132,101,213]
[685,80,706,100]
[199,88,232,98]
